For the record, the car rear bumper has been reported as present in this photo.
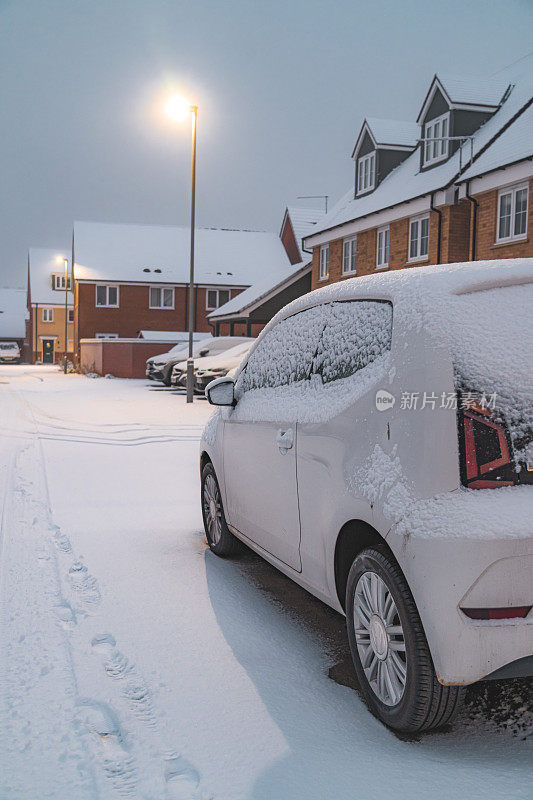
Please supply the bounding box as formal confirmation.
[388,492,533,684]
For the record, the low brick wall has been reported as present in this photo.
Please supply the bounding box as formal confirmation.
[80,339,181,378]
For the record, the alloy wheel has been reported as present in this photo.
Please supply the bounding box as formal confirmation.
[203,474,223,544]
[353,571,407,706]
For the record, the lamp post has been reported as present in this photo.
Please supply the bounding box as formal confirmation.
[57,256,69,374]
[165,95,198,403]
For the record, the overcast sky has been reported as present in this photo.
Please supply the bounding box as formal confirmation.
[1,0,532,287]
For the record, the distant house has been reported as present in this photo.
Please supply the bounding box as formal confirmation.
[27,248,74,364]
[71,221,294,361]
[0,287,27,359]
[208,206,321,335]
[303,59,533,284]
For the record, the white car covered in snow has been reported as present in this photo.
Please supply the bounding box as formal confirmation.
[199,259,533,733]
[187,340,254,394]
[0,341,21,363]
[169,337,253,389]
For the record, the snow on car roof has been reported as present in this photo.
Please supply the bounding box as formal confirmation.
[73,221,292,287]
[28,248,74,305]
[304,60,533,243]
[264,259,533,331]
[0,287,27,338]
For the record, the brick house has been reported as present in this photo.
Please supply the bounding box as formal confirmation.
[302,61,533,283]
[71,221,294,361]
[27,248,74,363]
[208,206,320,334]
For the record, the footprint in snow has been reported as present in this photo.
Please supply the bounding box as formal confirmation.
[69,561,101,606]
[91,634,156,725]
[164,754,210,800]
[53,599,77,629]
[76,698,137,797]
[50,523,72,553]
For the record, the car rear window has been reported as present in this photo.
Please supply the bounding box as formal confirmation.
[450,283,533,465]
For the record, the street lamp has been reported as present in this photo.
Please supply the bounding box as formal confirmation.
[56,255,69,374]
[165,94,198,403]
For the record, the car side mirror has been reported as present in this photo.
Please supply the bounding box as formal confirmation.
[206,376,235,406]
[199,348,209,357]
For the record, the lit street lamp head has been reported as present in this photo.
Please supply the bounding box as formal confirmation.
[165,94,195,122]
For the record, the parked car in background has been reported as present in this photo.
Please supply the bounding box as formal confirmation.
[146,335,212,385]
[0,342,21,363]
[170,337,253,389]
[193,341,254,394]
[200,259,533,734]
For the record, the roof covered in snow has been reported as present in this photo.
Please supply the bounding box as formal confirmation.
[28,248,74,305]
[358,118,420,150]
[434,73,511,108]
[305,60,533,244]
[73,222,291,287]
[459,99,533,180]
[284,206,322,250]
[0,288,27,338]
[208,259,310,319]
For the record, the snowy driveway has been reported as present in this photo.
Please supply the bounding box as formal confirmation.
[0,366,531,800]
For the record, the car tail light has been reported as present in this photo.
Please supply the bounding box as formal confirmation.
[457,395,516,489]
[461,606,532,620]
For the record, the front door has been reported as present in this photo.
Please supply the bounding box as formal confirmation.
[42,339,54,363]
[223,418,301,570]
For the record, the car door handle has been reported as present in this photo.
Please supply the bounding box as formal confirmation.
[276,428,294,453]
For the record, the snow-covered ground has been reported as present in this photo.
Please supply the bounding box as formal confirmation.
[0,365,530,800]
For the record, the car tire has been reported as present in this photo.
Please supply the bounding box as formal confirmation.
[201,463,240,557]
[346,548,465,733]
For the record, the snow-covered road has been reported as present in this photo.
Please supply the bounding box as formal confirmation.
[0,366,530,800]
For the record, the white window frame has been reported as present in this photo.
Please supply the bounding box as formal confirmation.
[67,308,74,323]
[319,244,329,280]
[205,288,231,310]
[95,333,119,339]
[376,226,390,269]
[53,274,72,290]
[95,285,119,307]
[423,112,450,167]
[42,307,54,322]
[149,286,175,309]
[342,236,357,275]
[357,152,376,194]
[408,214,430,262]
[496,182,529,243]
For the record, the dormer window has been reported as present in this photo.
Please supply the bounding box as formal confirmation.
[357,152,376,194]
[53,274,71,290]
[423,112,449,166]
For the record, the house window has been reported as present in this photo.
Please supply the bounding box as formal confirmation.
[53,274,72,290]
[42,307,53,322]
[95,285,119,307]
[358,152,376,194]
[376,226,389,269]
[206,289,231,310]
[343,236,357,275]
[319,245,329,280]
[68,308,74,323]
[408,214,430,261]
[423,112,449,166]
[497,183,528,242]
[149,286,174,309]
[95,333,119,339]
